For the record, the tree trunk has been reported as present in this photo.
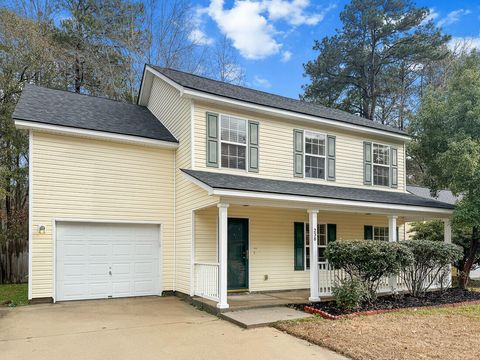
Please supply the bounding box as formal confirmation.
[459,226,480,289]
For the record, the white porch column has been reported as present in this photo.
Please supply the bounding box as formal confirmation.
[444,218,453,286]
[308,209,320,302]
[388,215,398,291]
[388,215,398,242]
[217,203,229,309]
[444,219,452,244]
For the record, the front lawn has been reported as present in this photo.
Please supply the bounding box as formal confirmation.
[0,283,28,307]
[275,303,480,360]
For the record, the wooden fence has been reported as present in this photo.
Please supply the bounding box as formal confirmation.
[0,239,28,284]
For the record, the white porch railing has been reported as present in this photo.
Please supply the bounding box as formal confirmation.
[194,262,219,301]
[318,262,447,297]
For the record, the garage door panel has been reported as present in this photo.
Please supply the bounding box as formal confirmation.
[56,222,160,301]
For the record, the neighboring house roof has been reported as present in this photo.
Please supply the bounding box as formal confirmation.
[182,169,455,210]
[13,84,178,143]
[406,185,460,206]
[150,66,407,136]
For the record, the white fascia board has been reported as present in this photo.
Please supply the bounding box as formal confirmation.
[145,65,185,94]
[181,171,215,194]
[15,120,179,149]
[211,188,454,215]
[182,89,410,142]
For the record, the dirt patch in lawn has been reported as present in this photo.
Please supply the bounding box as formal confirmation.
[291,288,480,316]
[275,304,480,360]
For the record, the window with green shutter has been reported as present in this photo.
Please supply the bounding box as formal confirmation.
[206,112,219,167]
[294,222,304,270]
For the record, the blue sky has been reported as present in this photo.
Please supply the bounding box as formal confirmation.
[192,0,480,98]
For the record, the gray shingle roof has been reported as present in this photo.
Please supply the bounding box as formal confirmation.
[151,66,407,136]
[13,84,178,143]
[182,169,454,210]
[406,186,460,205]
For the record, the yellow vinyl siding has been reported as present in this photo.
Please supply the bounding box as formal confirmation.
[147,77,219,294]
[30,132,175,299]
[193,102,406,192]
[194,205,405,291]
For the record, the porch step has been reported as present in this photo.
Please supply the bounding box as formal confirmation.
[220,306,313,329]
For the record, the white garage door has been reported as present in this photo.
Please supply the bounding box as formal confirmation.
[56,222,161,301]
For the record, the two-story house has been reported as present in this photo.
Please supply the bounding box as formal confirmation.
[13,66,454,309]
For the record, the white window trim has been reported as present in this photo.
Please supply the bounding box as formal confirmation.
[304,130,327,181]
[304,222,327,270]
[372,142,391,187]
[219,113,249,172]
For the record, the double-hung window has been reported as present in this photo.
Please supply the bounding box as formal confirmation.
[305,223,327,269]
[304,131,326,179]
[372,143,390,186]
[220,115,247,170]
[373,226,389,241]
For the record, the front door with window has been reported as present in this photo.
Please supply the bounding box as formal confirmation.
[227,218,249,291]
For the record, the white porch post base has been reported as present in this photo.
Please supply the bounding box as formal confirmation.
[388,215,398,291]
[217,203,229,309]
[308,209,320,302]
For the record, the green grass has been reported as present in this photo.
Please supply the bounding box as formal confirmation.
[0,283,28,307]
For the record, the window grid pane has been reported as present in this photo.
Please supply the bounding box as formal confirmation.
[220,115,247,170]
[305,156,325,179]
[373,165,389,186]
[305,223,328,269]
[373,227,389,241]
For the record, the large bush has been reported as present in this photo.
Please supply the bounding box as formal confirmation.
[401,240,463,297]
[325,240,413,301]
[332,277,368,311]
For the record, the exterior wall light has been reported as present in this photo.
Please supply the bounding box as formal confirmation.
[37,224,46,234]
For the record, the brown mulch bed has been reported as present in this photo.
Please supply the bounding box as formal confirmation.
[275,303,480,360]
[291,288,480,316]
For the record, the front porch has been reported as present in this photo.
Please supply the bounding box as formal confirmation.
[190,202,452,311]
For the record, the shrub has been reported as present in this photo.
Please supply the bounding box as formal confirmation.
[401,240,463,297]
[325,240,413,301]
[332,278,368,311]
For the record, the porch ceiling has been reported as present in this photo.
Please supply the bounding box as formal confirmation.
[182,169,454,219]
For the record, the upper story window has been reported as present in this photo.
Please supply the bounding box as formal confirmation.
[304,131,326,179]
[372,143,390,186]
[220,115,247,170]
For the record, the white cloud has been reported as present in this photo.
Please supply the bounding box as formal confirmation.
[205,0,331,60]
[438,9,472,27]
[264,0,334,26]
[188,29,214,46]
[208,0,281,59]
[421,8,439,25]
[253,75,272,88]
[281,50,292,62]
[448,36,480,53]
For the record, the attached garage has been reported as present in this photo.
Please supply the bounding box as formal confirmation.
[56,222,161,301]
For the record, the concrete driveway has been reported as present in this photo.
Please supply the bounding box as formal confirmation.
[0,296,346,360]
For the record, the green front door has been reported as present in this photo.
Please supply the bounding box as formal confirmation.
[227,218,249,291]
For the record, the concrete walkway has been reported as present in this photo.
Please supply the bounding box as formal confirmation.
[0,296,347,360]
[222,306,313,328]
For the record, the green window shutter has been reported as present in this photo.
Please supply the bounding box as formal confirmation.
[396,226,399,241]
[294,222,305,270]
[327,224,337,242]
[327,135,336,181]
[206,112,219,167]
[390,147,398,188]
[364,225,373,240]
[293,129,304,177]
[364,142,372,185]
[248,121,259,172]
